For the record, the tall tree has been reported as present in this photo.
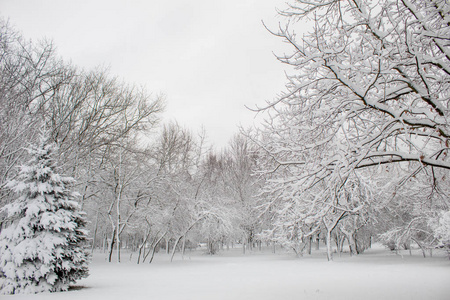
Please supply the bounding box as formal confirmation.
[0,134,89,294]
[254,0,449,258]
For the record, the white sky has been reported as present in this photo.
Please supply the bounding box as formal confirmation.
[0,0,293,149]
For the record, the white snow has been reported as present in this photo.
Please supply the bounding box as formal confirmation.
[3,245,449,300]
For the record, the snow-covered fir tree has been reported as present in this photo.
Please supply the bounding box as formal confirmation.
[0,134,89,294]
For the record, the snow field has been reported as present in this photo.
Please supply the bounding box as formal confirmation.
[3,245,449,300]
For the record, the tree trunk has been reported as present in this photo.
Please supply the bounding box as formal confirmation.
[137,244,144,264]
[91,211,100,255]
[166,239,170,255]
[181,237,186,257]
[116,225,121,262]
[338,235,345,255]
[412,238,427,258]
[306,236,312,255]
[326,229,333,261]
[323,212,346,261]
[137,230,151,264]
[348,234,357,256]
[340,226,357,256]
[102,232,108,253]
[207,238,216,255]
[334,232,340,257]
[108,227,116,263]
[170,235,184,262]
[315,233,320,250]
[116,196,121,263]
[148,245,158,264]
[144,232,166,264]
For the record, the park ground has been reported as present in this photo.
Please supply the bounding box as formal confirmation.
[4,244,450,300]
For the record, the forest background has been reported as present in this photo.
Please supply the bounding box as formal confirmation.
[0,0,449,267]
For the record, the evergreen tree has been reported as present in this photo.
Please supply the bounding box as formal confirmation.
[0,135,89,294]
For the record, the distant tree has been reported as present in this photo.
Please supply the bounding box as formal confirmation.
[430,210,450,258]
[0,134,89,294]
[195,152,236,255]
[378,165,450,256]
[224,134,261,253]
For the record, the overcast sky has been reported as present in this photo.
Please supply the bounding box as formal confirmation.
[0,0,293,149]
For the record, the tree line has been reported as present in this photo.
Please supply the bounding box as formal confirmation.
[0,19,263,266]
[0,1,449,287]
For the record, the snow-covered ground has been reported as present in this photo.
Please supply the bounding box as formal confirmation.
[4,244,450,300]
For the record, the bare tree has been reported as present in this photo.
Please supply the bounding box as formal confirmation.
[261,0,448,177]
[254,0,449,259]
[0,21,70,205]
